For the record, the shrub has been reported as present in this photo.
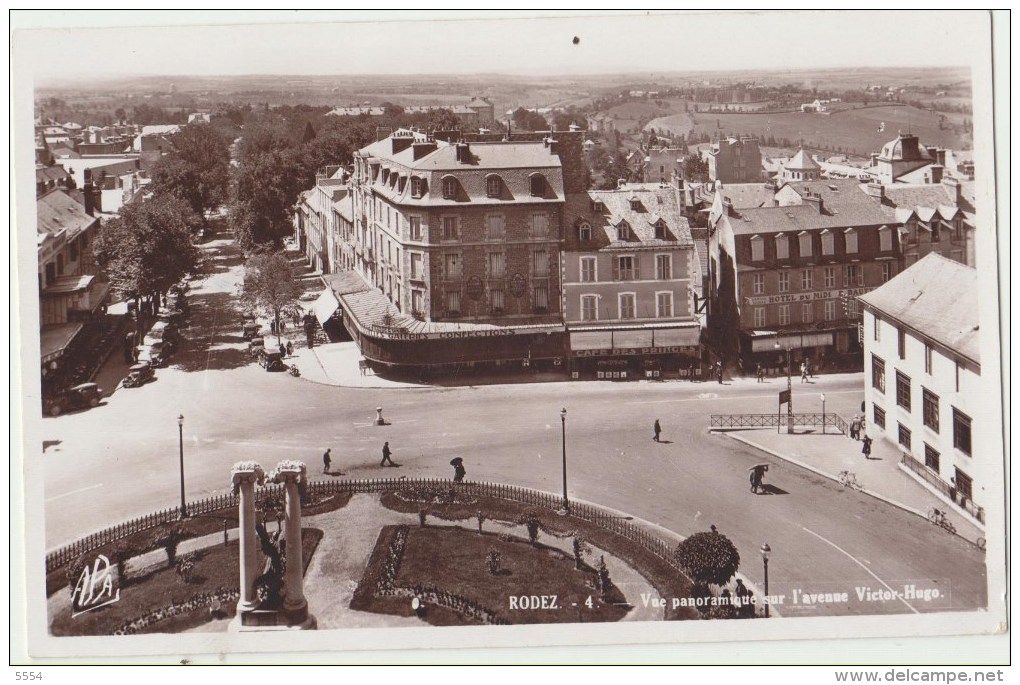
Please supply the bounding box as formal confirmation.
[418,510,428,528]
[476,511,485,535]
[572,537,590,570]
[485,549,501,575]
[517,512,541,545]
[176,553,197,584]
[673,531,741,587]
[151,525,188,567]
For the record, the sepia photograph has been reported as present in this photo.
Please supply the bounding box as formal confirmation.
[9,9,1009,668]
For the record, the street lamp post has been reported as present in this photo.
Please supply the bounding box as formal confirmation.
[560,408,569,514]
[821,393,827,435]
[760,542,772,618]
[177,414,188,519]
[774,341,793,434]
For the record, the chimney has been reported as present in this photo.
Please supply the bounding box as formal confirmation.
[864,182,885,200]
[375,126,392,142]
[411,141,438,160]
[548,138,559,155]
[937,149,947,166]
[926,145,938,159]
[455,142,471,163]
[870,152,879,166]
[930,165,943,185]
[804,192,823,213]
[83,181,94,216]
[942,177,962,206]
[391,136,413,155]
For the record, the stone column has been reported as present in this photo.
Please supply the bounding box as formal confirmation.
[230,462,265,617]
[270,460,312,626]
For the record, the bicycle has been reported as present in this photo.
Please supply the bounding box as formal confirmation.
[927,507,957,535]
[837,470,862,490]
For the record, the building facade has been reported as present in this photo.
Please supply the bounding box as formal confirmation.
[859,254,985,524]
[707,136,763,184]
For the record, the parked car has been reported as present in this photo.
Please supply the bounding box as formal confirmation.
[45,383,103,416]
[121,363,155,388]
[258,350,287,372]
[248,336,265,358]
[138,341,173,368]
[242,321,261,340]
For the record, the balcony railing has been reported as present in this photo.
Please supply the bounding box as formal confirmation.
[901,451,985,523]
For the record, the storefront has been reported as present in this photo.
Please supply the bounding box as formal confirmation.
[567,325,702,380]
[743,327,862,374]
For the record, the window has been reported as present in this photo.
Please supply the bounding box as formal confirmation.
[845,228,859,253]
[57,253,65,275]
[529,174,545,196]
[581,295,598,321]
[802,303,813,323]
[824,300,836,321]
[411,289,425,315]
[486,175,502,197]
[615,255,637,281]
[898,424,912,450]
[752,273,765,295]
[410,177,425,198]
[488,252,505,278]
[873,313,881,341]
[580,257,596,283]
[823,266,836,288]
[531,213,550,237]
[409,216,423,241]
[922,388,940,433]
[590,200,604,213]
[778,271,790,293]
[69,241,79,262]
[953,409,972,456]
[873,405,886,429]
[924,444,940,473]
[879,226,893,251]
[775,234,789,259]
[617,221,633,240]
[750,235,764,261]
[410,252,424,280]
[533,283,549,309]
[578,222,592,241]
[619,293,636,319]
[446,289,461,314]
[955,469,973,501]
[799,232,813,257]
[444,253,462,279]
[44,262,55,286]
[897,328,906,360]
[654,220,667,240]
[442,177,458,199]
[486,214,505,239]
[532,250,549,276]
[656,254,672,280]
[778,305,790,325]
[821,230,835,255]
[656,292,673,318]
[896,371,911,411]
[753,307,766,327]
[438,216,457,241]
[930,220,941,242]
[489,287,505,311]
[955,361,961,392]
[844,264,862,287]
[801,269,813,290]
[924,344,933,374]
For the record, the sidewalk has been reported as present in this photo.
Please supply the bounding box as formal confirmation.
[721,427,984,542]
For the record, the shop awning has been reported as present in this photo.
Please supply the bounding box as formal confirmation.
[312,288,341,326]
[751,331,834,352]
[613,329,653,349]
[651,326,701,347]
[570,331,614,351]
[41,323,84,363]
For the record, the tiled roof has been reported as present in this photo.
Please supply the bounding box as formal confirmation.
[786,148,820,170]
[858,253,980,364]
[562,186,692,252]
[36,190,96,238]
[730,179,893,236]
[689,227,710,276]
[36,166,69,183]
[715,182,776,209]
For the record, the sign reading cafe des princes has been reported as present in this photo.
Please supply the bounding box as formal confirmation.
[744,286,876,307]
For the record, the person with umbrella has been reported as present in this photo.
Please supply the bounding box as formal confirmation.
[749,463,769,494]
[450,457,466,482]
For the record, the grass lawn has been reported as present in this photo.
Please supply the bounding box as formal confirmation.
[50,528,323,636]
[379,491,699,621]
[352,524,630,626]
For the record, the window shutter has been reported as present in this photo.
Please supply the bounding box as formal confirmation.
[613,261,620,281]
[634,259,641,280]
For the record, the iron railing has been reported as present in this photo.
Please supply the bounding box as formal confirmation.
[710,413,848,435]
[901,452,985,524]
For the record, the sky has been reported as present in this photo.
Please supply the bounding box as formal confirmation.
[11,10,993,81]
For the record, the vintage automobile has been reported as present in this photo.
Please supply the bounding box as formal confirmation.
[248,336,265,358]
[138,341,173,368]
[242,321,261,340]
[45,383,103,417]
[121,363,155,388]
[258,349,287,372]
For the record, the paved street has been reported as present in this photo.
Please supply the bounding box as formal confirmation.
[40,230,987,617]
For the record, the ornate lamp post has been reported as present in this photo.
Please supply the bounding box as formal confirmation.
[774,341,793,434]
[760,542,772,618]
[560,408,569,514]
[177,414,188,518]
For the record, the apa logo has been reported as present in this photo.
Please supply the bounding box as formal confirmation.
[71,554,121,616]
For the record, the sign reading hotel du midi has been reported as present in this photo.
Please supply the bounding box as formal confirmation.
[744,286,876,307]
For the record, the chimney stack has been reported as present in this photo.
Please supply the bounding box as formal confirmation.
[411,141,437,161]
[942,177,962,206]
[930,165,943,185]
[391,136,413,155]
[864,182,885,200]
[804,192,823,213]
[455,142,471,163]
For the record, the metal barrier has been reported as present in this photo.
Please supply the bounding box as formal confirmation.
[710,413,848,435]
[901,453,985,524]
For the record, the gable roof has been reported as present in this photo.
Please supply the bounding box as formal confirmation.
[562,186,692,252]
[858,253,980,364]
[37,190,96,238]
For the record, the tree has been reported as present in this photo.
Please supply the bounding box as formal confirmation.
[301,120,317,143]
[512,107,548,131]
[238,252,302,341]
[92,195,200,318]
[673,530,741,587]
[683,155,711,183]
[150,124,231,223]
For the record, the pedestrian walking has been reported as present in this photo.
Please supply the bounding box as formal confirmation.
[800,362,808,383]
[322,448,331,474]
[653,419,662,442]
[716,361,723,384]
[756,364,764,383]
[381,441,395,467]
[450,457,466,482]
[286,341,294,356]
[861,434,873,459]
[734,579,754,618]
[279,342,286,357]
[850,415,860,441]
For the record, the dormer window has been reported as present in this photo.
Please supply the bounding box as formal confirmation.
[442,176,458,200]
[821,230,835,256]
[486,174,503,198]
[591,200,604,213]
[654,220,667,240]
[617,221,633,241]
[799,231,813,258]
[529,173,546,197]
[578,221,592,241]
[410,177,425,198]
[750,234,764,262]
[775,233,789,259]
[844,227,859,253]
[629,197,642,211]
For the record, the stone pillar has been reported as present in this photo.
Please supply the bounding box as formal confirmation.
[230,462,265,617]
[270,460,314,628]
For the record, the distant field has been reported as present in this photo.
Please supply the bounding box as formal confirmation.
[646,104,970,155]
